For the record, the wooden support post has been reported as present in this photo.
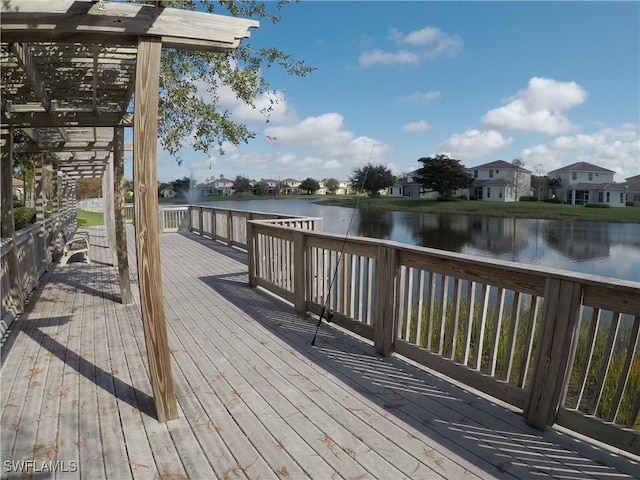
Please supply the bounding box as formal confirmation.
[293,231,306,313]
[34,154,47,272]
[133,36,178,423]
[525,278,583,429]
[113,127,133,304]
[102,156,117,266]
[1,126,24,314]
[373,245,397,356]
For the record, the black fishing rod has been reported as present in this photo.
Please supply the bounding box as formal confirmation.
[311,148,376,346]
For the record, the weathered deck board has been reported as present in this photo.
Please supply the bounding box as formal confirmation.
[1,225,638,479]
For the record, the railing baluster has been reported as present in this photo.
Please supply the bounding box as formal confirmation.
[489,287,506,377]
[505,291,522,382]
[450,277,462,360]
[587,312,621,416]
[518,295,540,389]
[606,315,639,423]
[462,280,476,365]
[473,284,490,371]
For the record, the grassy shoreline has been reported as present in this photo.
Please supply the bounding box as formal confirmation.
[315,196,640,223]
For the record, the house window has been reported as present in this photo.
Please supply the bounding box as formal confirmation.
[620,192,624,204]
[499,190,503,199]
[487,187,491,198]
[474,170,478,178]
[572,172,577,180]
[598,192,603,203]
[588,172,593,181]
[634,194,640,202]
[606,192,610,203]
[496,170,499,174]
[489,170,494,178]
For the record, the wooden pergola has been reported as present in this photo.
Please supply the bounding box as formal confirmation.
[1,0,258,422]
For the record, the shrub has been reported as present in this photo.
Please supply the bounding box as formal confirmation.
[14,207,36,230]
[77,218,89,226]
[519,196,537,202]
[585,202,610,208]
[543,198,562,204]
[626,201,635,207]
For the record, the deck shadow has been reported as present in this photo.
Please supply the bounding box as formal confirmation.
[20,315,156,418]
[177,231,248,265]
[197,271,640,479]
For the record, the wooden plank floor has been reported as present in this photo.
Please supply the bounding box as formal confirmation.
[2,225,639,479]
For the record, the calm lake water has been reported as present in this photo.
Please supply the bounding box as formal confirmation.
[198,198,640,282]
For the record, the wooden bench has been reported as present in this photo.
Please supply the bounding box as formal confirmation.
[59,231,91,266]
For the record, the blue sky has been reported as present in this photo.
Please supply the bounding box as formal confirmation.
[133,1,640,184]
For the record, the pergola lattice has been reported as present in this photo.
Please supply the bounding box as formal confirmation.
[1,0,257,422]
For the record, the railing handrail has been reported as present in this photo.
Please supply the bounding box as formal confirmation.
[247,219,640,297]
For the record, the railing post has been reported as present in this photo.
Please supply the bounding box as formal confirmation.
[293,231,306,313]
[198,207,204,235]
[373,245,398,356]
[227,210,233,245]
[525,278,583,429]
[247,218,256,287]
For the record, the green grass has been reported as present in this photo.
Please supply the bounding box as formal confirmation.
[317,196,640,223]
[76,209,104,226]
[402,296,639,429]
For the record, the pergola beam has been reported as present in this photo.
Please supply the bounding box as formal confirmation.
[2,112,133,128]
[1,1,257,52]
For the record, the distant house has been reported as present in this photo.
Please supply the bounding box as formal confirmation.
[281,178,301,195]
[388,170,438,199]
[468,160,531,202]
[624,174,640,206]
[12,178,24,201]
[160,186,178,198]
[335,181,352,195]
[213,175,235,196]
[548,162,627,207]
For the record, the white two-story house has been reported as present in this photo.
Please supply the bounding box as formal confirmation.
[625,175,640,206]
[548,162,627,207]
[468,160,531,202]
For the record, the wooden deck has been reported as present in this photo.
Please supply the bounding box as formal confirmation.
[1,226,638,479]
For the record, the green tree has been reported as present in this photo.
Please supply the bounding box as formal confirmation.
[76,178,102,200]
[157,1,314,164]
[233,175,252,193]
[323,177,339,194]
[511,158,530,206]
[415,154,473,200]
[256,179,269,196]
[172,176,192,197]
[350,163,395,197]
[299,178,320,194]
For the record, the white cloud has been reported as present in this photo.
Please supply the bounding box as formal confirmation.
[439,129,513,159]
[483,77,588,134]
[391,26,463,59]
[401,90,441,104]
[358,49,420,67]
[402,120,430,132]
[521,123,640,181]
[359,25,462,67]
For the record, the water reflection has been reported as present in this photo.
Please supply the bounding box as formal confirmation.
[543,221,610,262]
[402,214,473,252]
[356,208,393,239]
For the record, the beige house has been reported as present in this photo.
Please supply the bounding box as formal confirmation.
[468,160,531,202]
[548,162,627,207]
[625,174,640,206]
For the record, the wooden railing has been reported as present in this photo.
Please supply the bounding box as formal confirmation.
[1,208,76,331]
[188,205,322,249]
[247,219,640,456]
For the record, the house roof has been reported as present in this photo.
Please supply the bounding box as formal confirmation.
[548,162,615,175]
[468,160,531,173]
[625,174,640,183]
